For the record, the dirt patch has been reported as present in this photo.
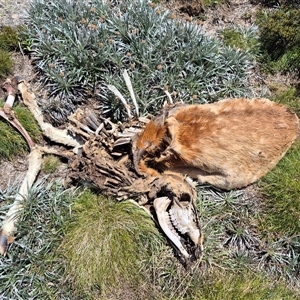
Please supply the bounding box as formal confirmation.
[0,158,27,190]
[162,0,261,35]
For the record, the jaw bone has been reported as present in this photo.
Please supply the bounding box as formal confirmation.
[154,196,190,260]
[150,172,203,264]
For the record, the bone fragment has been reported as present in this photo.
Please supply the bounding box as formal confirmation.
[0,109,35,149]
[123,69,139,117]
[17,79,81,148]
[107,84,133,119]
[68,114,94,134]
[164,89,173,104]
[0,147,43,255]
[1,80,35,149]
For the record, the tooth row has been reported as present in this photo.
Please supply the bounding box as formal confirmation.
[165,212,180,238]
[168,209,185,235]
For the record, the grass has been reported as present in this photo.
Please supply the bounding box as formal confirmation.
[258,87,300,235]
[270,86,300,114]
[1,1,300,299]
[1,185,299,299]
[42,155,60,173]
[0,49,13,78]
[60,190,165,299]
[0,26,20,78]
[0,26,20,51]
[0,179,77,299]
[259,137,300,235]
[192,270,298,300]
[0,102,42,159]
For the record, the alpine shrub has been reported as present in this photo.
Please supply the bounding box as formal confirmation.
[26,0,254,123]
[257,8,300,76]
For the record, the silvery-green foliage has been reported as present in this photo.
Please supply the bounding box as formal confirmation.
[26,0,254,123]
[0,179,76,299]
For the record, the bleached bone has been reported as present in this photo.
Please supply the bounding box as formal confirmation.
[123,69,139,117]
[1,79,35,149]
[100,117,117,134]
[0,109,35,149]
[0,147,43,255]
[17,78,81,148]
[1,76,205,264]
[107,84,133,119]
[164,89,173,104]
[0,77,82,255]
[68,114,95,134]
[153,197,190,260]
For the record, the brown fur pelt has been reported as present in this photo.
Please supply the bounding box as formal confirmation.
[133,98,299,190]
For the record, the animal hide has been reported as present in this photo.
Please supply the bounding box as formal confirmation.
[133,98,299,190]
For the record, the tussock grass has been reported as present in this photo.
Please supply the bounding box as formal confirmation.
[0,26,20,51]
[0,102,42,159]
[60,190,165,299]
[0,49,13,78]
[1,183,299,299]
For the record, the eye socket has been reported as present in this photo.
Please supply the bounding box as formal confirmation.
[180,193,191,202]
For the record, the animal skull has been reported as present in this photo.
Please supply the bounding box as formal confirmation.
[148,172,203,264]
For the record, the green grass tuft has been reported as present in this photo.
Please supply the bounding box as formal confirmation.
[259,141,300,235]
[258,87,300,235]
[270,86,300,115]
[0,102,42,159]
[0,49,13,78]
[191,269,298,300]
[0,26,21,79]
[0,26,20,51]
[60,190,164,299]
[42,155,60,174]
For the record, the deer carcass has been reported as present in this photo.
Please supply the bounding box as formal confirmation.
[133,98,299,190]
